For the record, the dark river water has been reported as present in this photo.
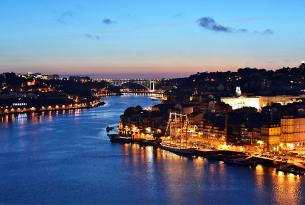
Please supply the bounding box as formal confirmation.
[0,95,304,205]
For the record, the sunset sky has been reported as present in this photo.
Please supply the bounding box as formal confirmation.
[0,0,305,78]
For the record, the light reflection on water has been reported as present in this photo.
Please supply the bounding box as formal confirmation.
[0,95,304,205]
[272,170,302,205]
[120,143,305,205]
[0,109,85,126]
[254,157,303,205]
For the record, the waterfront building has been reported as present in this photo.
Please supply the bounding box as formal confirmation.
[261,125,281,148]
[246,128,262,145]
[202,124,226,142]
[260,117,305,150]
[189,112,204,132]
[281,117,305,146]
[238,126,263,145]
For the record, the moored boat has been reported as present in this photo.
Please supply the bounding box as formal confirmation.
[106,126,114,132]
[138,139,158,147]
[159,143,195,157]
[149,96,160,101]
[276,163,305,176]
[224,157,255,166]
[108,134,132,143]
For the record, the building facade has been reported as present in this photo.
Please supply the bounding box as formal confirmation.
[260,117,305,150]
[221,95,301,111]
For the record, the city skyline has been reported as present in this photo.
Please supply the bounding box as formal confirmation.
[1,1,305,202]
[1,0,305,78]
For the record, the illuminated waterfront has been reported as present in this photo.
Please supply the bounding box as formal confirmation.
[0,96,305,204]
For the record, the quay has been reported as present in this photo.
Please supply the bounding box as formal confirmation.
[108,134,159,146]
[0,100,104,116]
[108,134,305,175]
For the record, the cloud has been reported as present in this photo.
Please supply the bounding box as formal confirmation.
[197,16,274,35]
[237,28,248,33]
[173,13,183,18]
[102,18,115,25]
[85,33,100,40]
[58,10,73,24]
[197,17,233,32]
[262,29,274,35]
[254,29,274,35]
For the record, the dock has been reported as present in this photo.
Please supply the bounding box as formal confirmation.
[107,135,305,175]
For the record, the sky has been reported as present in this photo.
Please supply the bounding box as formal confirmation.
[0,0,305,78]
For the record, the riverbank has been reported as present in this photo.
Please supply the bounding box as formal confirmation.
[1,95,304,205]
[108,134,305,175]
[0,99,105,116]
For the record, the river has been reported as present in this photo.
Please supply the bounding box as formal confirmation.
[0,95,304,205]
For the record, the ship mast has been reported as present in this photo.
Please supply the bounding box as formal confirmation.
[165,112,188,148]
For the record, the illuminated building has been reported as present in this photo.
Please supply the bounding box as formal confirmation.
[27,79,36,86]
[281,117,305,146]
[260,117,305,150]
[221,96,261,110]
[221,95,302,111]
[236,86,242,96]
[202,124,226,142]
[261,125,281,147]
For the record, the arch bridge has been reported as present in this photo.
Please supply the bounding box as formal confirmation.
[109,79,156,92]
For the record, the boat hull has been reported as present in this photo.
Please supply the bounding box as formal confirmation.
[159,143,195,157]
[108,134,132,143]
[276,164,305,175]
[224,158,254,167]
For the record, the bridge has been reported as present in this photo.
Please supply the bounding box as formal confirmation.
[108,79,156,92]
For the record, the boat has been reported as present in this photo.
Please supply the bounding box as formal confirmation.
[149,96,160,101]
[276,163,305,175]
[108,134,132,143]
[138,139,158,147]
[204,154,224,160]
[159,143,195,157]
[224,157,254,166]
[106,126,114,132]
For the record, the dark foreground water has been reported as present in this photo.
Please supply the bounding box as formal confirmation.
[0,95,304,205]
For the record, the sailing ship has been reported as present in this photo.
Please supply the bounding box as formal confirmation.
[159,112,195,156]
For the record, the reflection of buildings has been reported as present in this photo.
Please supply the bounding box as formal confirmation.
[221,95,302,111]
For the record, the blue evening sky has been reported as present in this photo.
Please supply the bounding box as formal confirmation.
[0,0,304,77]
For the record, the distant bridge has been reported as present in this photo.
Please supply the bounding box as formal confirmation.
[108,79,156,92]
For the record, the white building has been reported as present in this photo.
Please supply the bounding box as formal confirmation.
[221,95,302,111]
[221,96,260,110]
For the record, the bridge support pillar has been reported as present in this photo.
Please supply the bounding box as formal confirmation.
[150,81,155,92]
